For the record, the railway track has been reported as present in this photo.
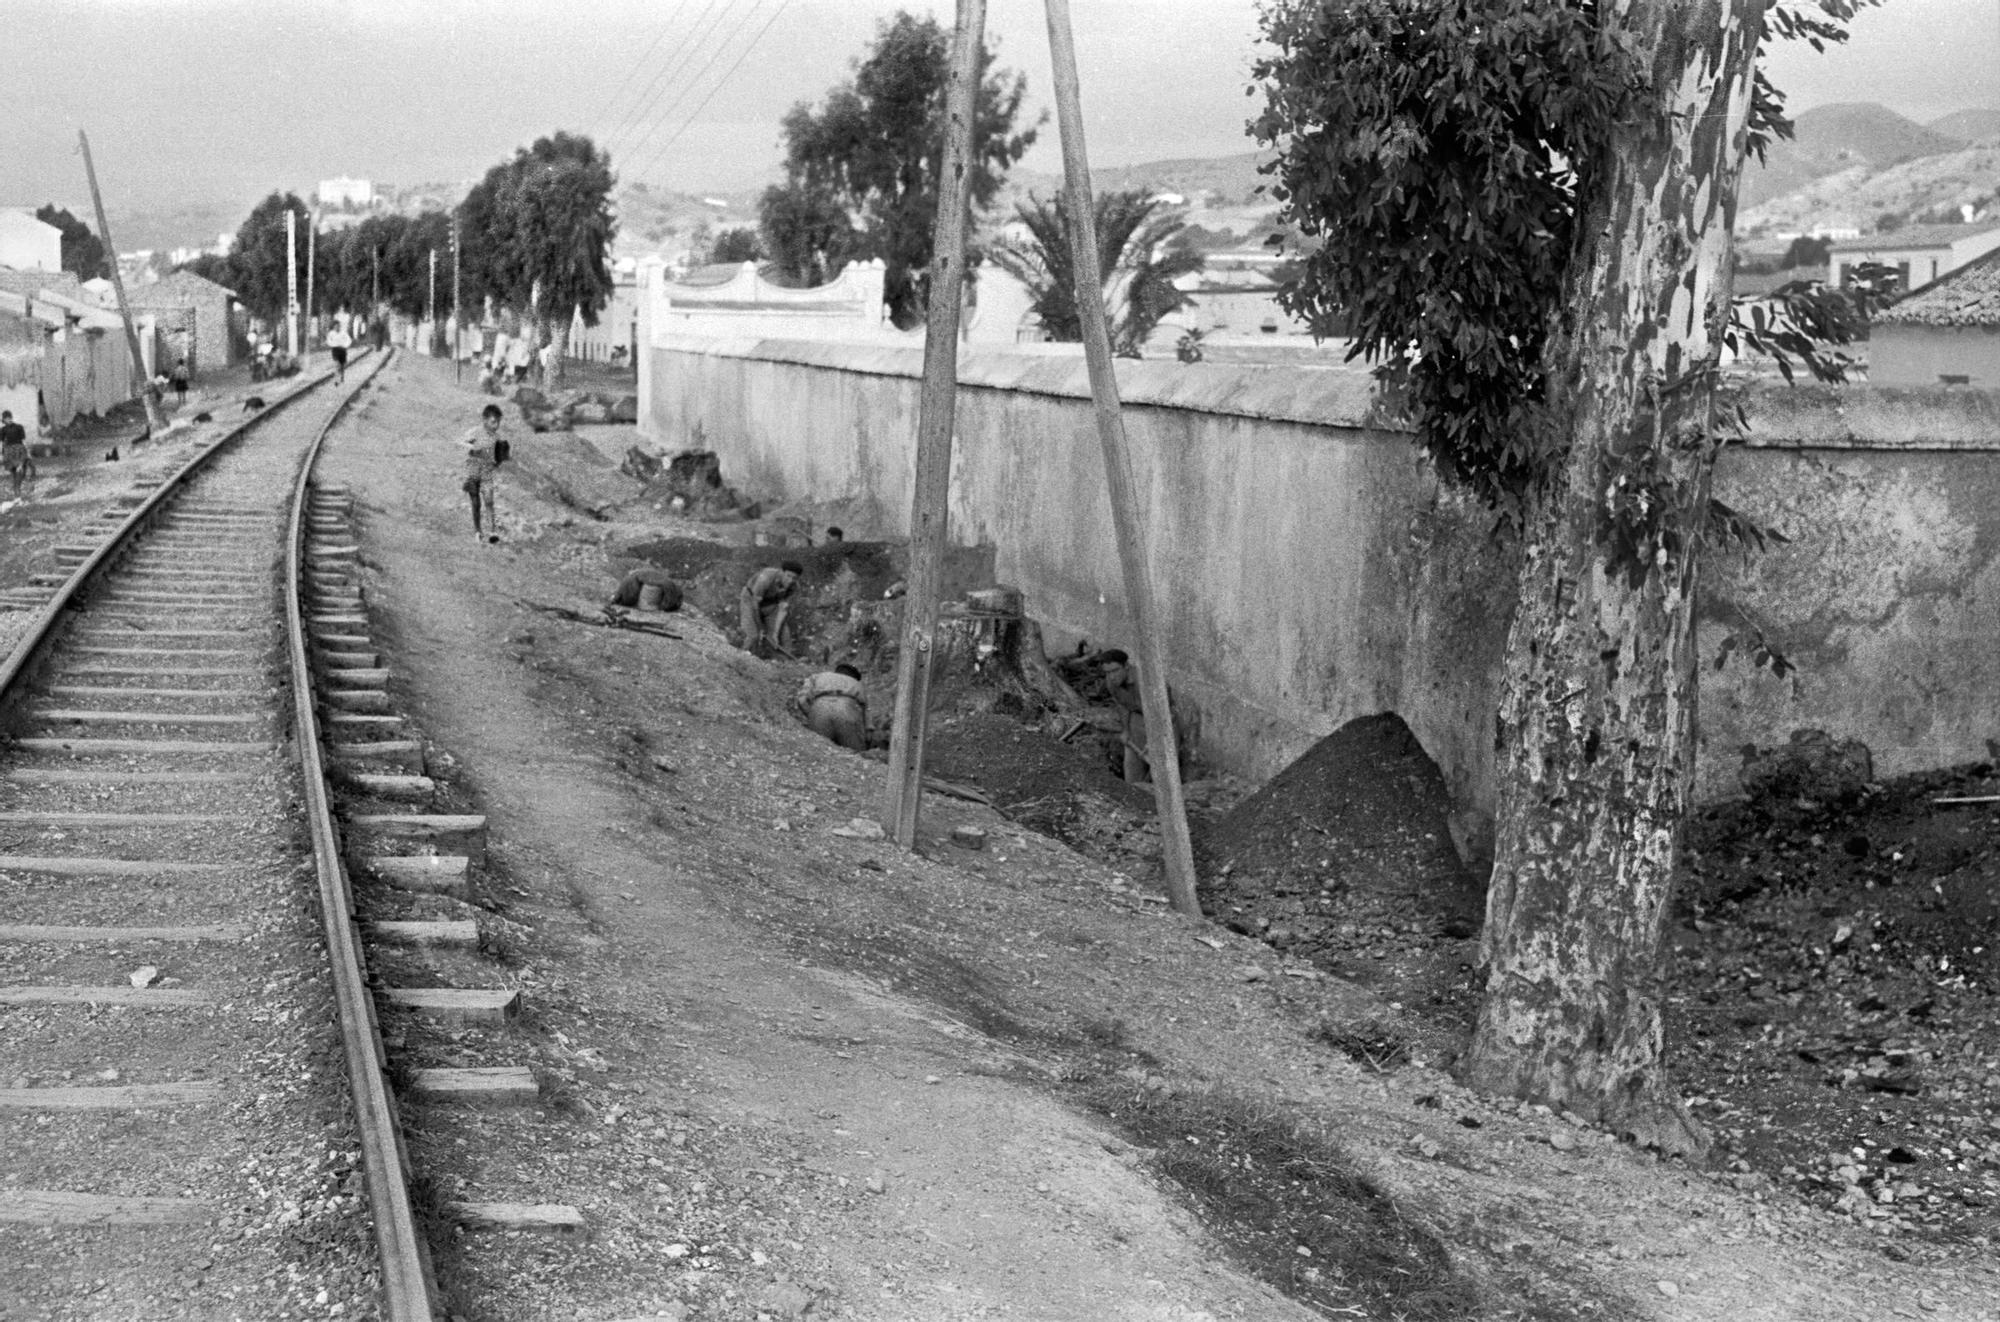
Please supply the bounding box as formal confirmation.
[0,353,437,1320]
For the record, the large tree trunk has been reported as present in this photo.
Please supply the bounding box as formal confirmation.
[1460,0,1762,1157]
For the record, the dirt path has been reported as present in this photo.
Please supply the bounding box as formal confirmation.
[316,355,2000,1321]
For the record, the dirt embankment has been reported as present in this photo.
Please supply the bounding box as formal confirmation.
[267,354,2000,1320]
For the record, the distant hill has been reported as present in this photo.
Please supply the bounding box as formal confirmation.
[1929,108,2000,145]
[1744,142,2000,234]
[1740,102,1962,210]
[1005,151,1272,209]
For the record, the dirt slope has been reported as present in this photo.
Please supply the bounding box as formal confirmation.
[300,355,2000,1321]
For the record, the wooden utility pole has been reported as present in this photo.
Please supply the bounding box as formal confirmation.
[76,130,166,433]
[285,208,299,359]
[428,249,438,354]
[304,215,317,366]
[451,214,463,382]
[1041,0,1200,916]
[881,0,988,846]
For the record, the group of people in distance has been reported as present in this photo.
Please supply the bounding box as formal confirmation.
[478,328,561,395]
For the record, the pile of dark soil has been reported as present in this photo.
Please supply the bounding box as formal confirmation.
[925,711,1154,859]
[1194,714,1487,1010]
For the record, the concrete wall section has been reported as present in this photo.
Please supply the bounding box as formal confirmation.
[1701,385,2000,795]
[1870,324,2000,387]
[645,338,2000,818]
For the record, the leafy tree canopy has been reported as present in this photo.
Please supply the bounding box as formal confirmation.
[460,131,617,330]
[708,227,765,265]
[35,205,108,281]
[228,191,311,322]
[763,11,1039,325]
[989,190,1204,355]
[1252,0,1877,532]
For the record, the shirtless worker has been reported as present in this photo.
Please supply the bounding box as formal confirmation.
[793,663,868,751]
[739,560,802,657]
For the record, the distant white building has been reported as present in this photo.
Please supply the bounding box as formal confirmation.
[1831,220,2000,291]
[0,209,62,272]
[317,177,375,209]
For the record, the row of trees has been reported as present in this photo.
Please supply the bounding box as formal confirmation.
[178,133,617,353]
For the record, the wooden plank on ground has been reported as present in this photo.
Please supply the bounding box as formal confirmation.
[0,986,215,1007]
[0,1082,224,1109]
[0,1190,210,1226]
[366,854,468,893]
[410,1067,539,1104]
[383,987,519,1024]
[0,924,248,942]
[0,856,229,875]
[369,919,478,946]
[448,1201,584,1233]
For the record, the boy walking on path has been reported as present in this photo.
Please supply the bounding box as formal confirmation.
[460,403,512,543]
[1,411,33,496]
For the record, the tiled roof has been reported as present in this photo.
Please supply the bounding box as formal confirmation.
[1830,220,2000,253]
[1874,248,2000,325]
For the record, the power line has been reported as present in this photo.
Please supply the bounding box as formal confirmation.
[600,0,734,157]
[604,0,748,163]
[631,0,797,185]
[589,2,682,136]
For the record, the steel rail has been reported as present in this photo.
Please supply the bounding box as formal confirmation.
[281,348,441,1320]
[0,361,340,705]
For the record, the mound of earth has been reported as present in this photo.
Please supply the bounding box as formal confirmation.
[925,711,1156,864]
[1196,713,1486,1007]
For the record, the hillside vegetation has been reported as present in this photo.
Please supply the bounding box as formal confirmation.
[1740,101,1963,211]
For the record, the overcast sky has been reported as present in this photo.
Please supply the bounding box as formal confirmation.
[3,0,1995,222]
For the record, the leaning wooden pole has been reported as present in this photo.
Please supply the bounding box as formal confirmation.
[1041,0,1200,917]
[881,0,988,847]
[76,130,167,434]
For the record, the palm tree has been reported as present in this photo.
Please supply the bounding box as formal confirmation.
[987,190,1205,355]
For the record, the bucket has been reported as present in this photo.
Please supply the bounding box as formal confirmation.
[637,582,666,611]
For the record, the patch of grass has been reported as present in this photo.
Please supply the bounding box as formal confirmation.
[1071,1072,1480,1321]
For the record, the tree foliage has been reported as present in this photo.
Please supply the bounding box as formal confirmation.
[1252,2,1643,514]
[459,132,617,331]
[227,191,312,322]
[761,11,1039,325]
[35,205,107,281]
[988,190,1204,355]
[708,227,765,265]
[1252,0,1877,531]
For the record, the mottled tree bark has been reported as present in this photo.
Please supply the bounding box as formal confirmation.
[1461,0,1762,1156]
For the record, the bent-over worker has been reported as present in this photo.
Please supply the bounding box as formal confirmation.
[607,566,684,612]
[794,663,867,751]
[739,560,802,656]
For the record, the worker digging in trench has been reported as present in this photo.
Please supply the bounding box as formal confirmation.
[739,560,803,659]
[793,662,868,751]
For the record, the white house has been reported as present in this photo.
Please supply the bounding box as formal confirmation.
[0,209,62,273]
[1830,221,2000,293]
[317,177,374,209]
